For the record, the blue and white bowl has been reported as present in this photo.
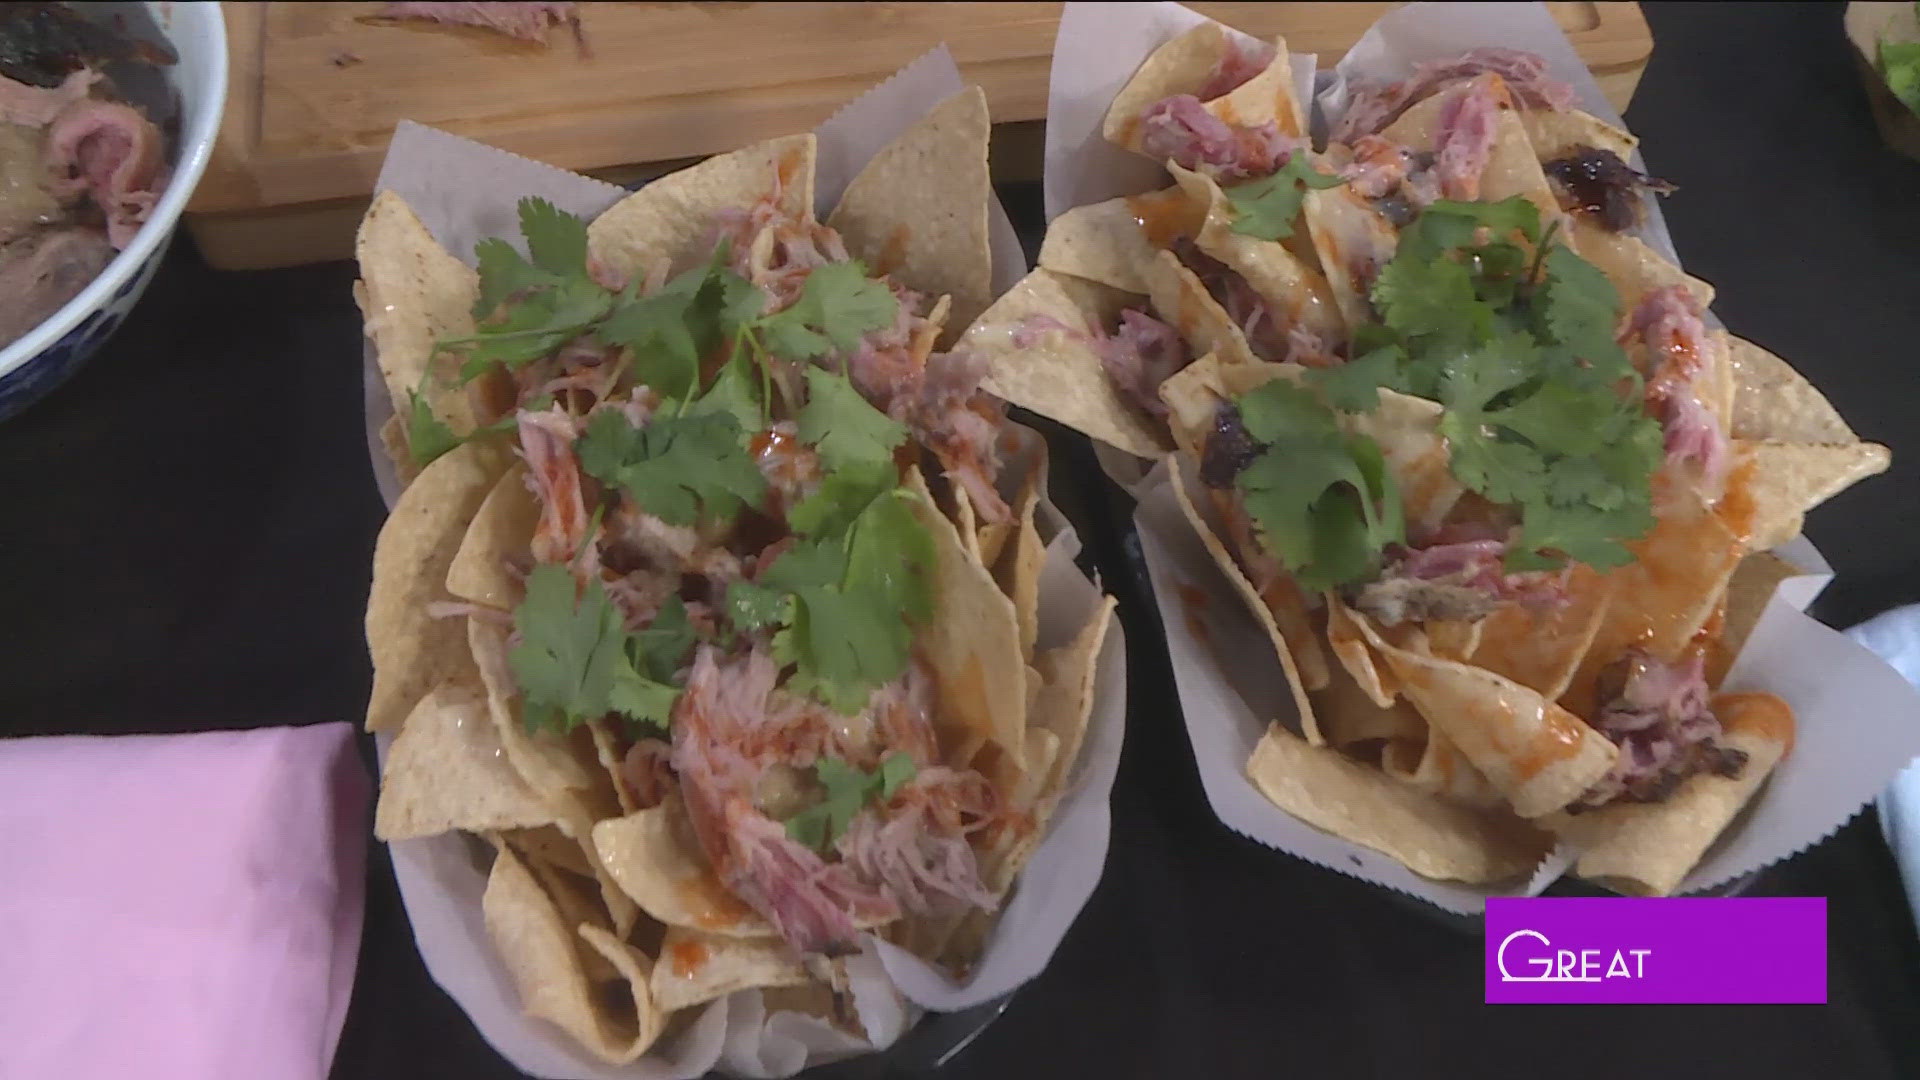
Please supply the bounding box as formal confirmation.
[0,1,228,422]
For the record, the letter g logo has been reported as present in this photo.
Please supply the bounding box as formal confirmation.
[1497,929,1553,982]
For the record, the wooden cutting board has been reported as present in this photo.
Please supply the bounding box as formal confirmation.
[187,1,1653,269]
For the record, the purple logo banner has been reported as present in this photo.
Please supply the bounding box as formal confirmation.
[1485,897,1826,1004]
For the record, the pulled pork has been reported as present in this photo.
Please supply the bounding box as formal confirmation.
[1544,146,1675,232]
[1570,651,1748,811]
[1135,93,1304,182]
[1333,46,1575,143]
[1097,307,1188,420]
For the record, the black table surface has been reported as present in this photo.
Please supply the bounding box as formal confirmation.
[4,3,1919,1078]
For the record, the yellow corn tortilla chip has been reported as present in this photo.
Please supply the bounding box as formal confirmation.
[993,474,1047,659]
[1380,729,1506,809]
[1471,563,1616,701]
[1721,551,1797,675]
[1555,692,1793,896]
[1141,247,1258,366]
[1312,649,1425,748]
[1562,483,1748,716]
[468,618,603,808]
[828,87,991,342]
[1520,107,1637,161]
[1382,74,1561,225]
[509,840,622,983]
[1032,595,1116,795]
[483,844,665,1065]
[1301,180,1400,331]
[375,679,554,840]
[1247,724,1553,883]
[500,824,596,878]
[906,468,1028,768]
[968,267,1168,460]
[1167,163,1348,353]
[651,927,810,1014]
[1104,26,1306,152]
[588,719,640,816]
[1734,439,1891,552]
[1727,336,1859,444]
[1570,223,1716,312]
[1037,195,1168,295]
[1423,618,1483,662]
[355,190,483,434]
[592,802,774,939]
[377,413,421,490]
[1168,458,1322,741]
[1349,611,1619,819]
[446,462,539,609]
[364,438,510,733]
[1324,593,1401,709]
[588,133,816,284]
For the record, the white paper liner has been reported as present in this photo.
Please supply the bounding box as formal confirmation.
[1049,1,1920,912]
[359,46,1125,1079]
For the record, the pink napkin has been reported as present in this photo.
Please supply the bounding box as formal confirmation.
[0,723,369,1080]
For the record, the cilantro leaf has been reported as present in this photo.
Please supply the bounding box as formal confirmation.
[1881,35,1920,116]
[1225,153,1344,241]
[608,662,680,732]
[1228,380,1404,593]
[519,197,590,277]
[682,360,765,431]
[787,457,897,538]
[472,236,559,319]
[1533,244,1630,380]
[1372,254,1487,356]
[783,752,917,851]
[629,595,695,684]
[750,486,935,713]
[405,387,463,468]
[798,367,907,471]
[1305,344,1402,413]
[725,579,792,633]
[576,408,766,527]
[599,260,715,401]
[758,262,898,361]
[1393,197,1541,262]
[510,565,639,732]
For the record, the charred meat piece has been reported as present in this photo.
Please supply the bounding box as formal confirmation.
[1568,650,1748,813]
[1198,403,1261,489]
[0,2,174,88]
[1543,146,1676,233]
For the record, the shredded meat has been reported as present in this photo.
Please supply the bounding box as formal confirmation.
[1570,651,1748,811]
[885,348,1010,524]
[1620,285,1728,488]
[1135,93,1304,182]
[1333,46,1575,143]
[1544,146,1676,233]
[1097,307,1188,420]
[1432,80,1500,202]
[1348,538,1569,626]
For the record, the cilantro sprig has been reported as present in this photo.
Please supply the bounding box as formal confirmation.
[1227,378,1404,593]
[576,407,767,528]
[784,752,916,851]
[1225,154,1344,241]
[1355,197,1661,571]
[508,564,691,734]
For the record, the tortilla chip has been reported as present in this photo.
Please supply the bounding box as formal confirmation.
[588,133,816,284]
[1562,484,1748,716]
[587,719,640,816]
[377,413,420,489]
[447,462,539,609]
[1312,652,1425,748]
[1382,74,1561,226]
[968,268,1168,459]
[1168,163,1347,351]
[1423,619,1483,663]
[1349,612,1619,819]
[1380,729,1505,810]
[1169,458,1321,741]
[993,477,1047,659]
[1140,248,1257,366]
[1721,551,1797,673]
[355,190,482,432]
[500,824,596,878]
[906,468,1028,768]
[1324,593,1401,710]
[483,844,664,1065]
[1734,440,1890,552]
[1032,595,1116,794]
[1104,25,1305,152]
[1520,107,1637,161]
[1037,195,1167,295]
[375,679,555,840]
[364,438,510,733]
[651,927,810,1013]
[1556,692,1793,896]
[510,841,620,983]
[1471,563,1615,700]
[1247,724,1553,883]
[1570,223,1715,312]
[593,802,771,938]
[1301,181,1400,331]
[828,88,991,342]
[1728,336,1858,444]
